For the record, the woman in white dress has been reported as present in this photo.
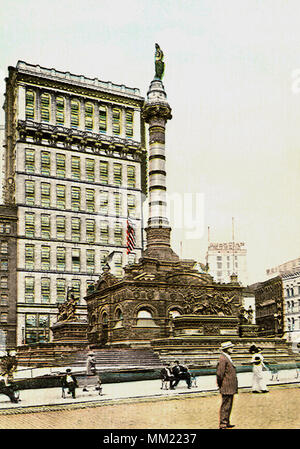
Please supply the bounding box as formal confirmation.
[249,345,269,393]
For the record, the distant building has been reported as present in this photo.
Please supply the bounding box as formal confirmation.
[2,61,147,347]
[282,271,300,343]
[206,242,248,286]
[266,257,300,278]
[250,276,284,337]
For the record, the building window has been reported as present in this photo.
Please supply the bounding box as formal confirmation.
[100,221,109,244]
[25,180,35,206]
[0,276,7,289]
[114,192,122,216]
[25,90,35,120]
[100,251,109,268]
[112,108,121,135]
[56,279,66,303]
[0,223,11,234]
[86,219,95,243]
[287,288,290,297]
[41,214,51,240]
[86,158,95,182]
[56,216,65,240]
[56,97,65,125]
[0,260,8,271]
[25,244,35,270]
[99,105,107,133]
[100,161,109,184]
[25,148,35,173]
[136,309,156,327]
[56,153,66,178]
[71,187,81,211]
[86,249,95,274]
[291,288,294,297]
[125,110,134,138]
[71,156,81,180]
[41,151,51,176]
[25,313,49,344]
[71,217,81,242]
[41,245,50,271]
[0,313,7,323]
[72,248,80,272]
[114,252,123,277]
[41,183,51,208]
[113,163,122,186]
[127,165,136,188]
[127,194,136,217]
[114,308,123,328]
[25,277,34,303]
[0,294,8,305]
[25,212,35,238]
[128,253,136,265]
[0,242,8,255]
[41,278,50,303]
[85,102,94,131]
[86,188,95,212]
[217,262,222,269]
[100,191,108,214]
[56,184,66,210]
[114,222,123,246]
[40,93,51,123]
[71,279,81,300]
[57,247,66,271]
[71,100,80,128]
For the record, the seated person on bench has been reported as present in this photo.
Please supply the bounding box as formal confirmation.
[161,363,176,389]
[172,360,192,389]
[0,377,19,403]
[62,368,78,399]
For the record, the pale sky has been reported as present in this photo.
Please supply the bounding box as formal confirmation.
[1,0,300,284]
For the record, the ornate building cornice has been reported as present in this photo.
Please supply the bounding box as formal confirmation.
[17,120,145,161]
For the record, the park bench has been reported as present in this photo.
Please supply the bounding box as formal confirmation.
[61,374,102,398]
[160,374,198,390]
[0,380,20,403]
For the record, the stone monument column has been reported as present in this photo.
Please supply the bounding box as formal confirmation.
[142,44,179,261]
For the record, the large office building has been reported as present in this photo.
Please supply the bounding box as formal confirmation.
[266,257,300,278]
[206,241,248,286]
[2,61,147,347]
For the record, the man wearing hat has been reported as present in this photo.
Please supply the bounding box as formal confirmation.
[216,341,238,429]
[62,368,78,399]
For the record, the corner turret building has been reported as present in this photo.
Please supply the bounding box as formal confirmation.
[2,61,147,348]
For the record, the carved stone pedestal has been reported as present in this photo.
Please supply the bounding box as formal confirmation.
[51,321,88,344]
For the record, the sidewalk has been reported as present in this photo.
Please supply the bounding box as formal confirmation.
[0,367,299,413]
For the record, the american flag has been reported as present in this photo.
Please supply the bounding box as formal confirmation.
[126,216,136,255]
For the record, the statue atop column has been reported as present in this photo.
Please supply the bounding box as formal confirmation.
[155,43,165,80]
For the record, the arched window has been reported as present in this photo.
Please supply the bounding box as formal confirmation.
[169,310,181,319]
[41,93,51,122]
[102,312,108,325]
[114,309,123,328]
[136,309,156,327]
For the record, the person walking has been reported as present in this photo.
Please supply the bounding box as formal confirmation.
[216,341,238,429]
[249,345,269,393]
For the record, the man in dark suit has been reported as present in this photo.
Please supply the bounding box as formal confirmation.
[172,360,192,388]
[62,368,78,399]
[216,341,238,429]
[161,363,175,389]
